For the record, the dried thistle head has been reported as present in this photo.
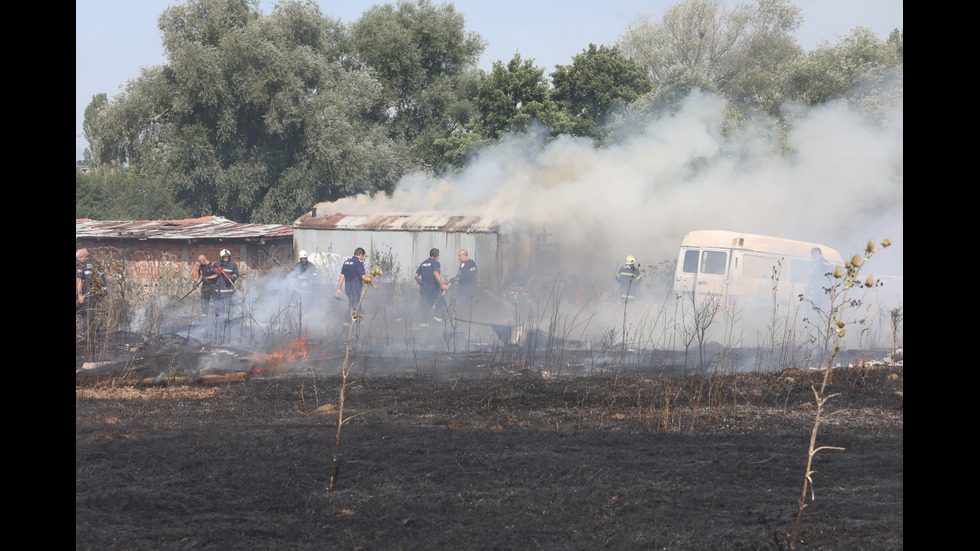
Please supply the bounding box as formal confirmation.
[851,255,863,267]
[865,276,875,288]
[882,238,892,248]
[866,240,876,253]
[833,267,842,279]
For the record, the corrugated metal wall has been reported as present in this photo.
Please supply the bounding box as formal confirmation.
[293,228,513,291]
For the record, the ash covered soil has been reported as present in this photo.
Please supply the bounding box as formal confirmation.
[76,355,903,550]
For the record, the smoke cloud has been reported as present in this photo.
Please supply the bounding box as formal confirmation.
[116,83,902,375]
[327,89,903,284]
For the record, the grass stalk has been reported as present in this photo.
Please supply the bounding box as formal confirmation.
[794,238,892,529]
[329,268,382,495]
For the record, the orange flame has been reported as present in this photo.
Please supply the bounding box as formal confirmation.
[250,335,311,374]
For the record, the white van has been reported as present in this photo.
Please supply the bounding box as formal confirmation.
[673,230,844,305]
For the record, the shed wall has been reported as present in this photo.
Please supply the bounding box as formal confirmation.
[75,238,292,281]
[294,228,519,291]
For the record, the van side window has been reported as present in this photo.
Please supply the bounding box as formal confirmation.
[682,250,699,273]
[701,251,727,275]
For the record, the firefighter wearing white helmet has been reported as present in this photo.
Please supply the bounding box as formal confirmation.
[289,249,319,291]
[214,248,240,311]
[616,255,643,303]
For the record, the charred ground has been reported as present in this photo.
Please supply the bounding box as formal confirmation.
[76,349,903,551]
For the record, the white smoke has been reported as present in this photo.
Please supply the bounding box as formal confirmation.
[325,89,903,284]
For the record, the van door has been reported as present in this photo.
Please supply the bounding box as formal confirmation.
[675,247,730,300]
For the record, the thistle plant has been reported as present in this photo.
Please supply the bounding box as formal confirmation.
[795,238,891,528]
[329,267,382,494]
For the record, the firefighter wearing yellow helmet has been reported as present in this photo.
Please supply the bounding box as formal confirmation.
[616,255,642,303]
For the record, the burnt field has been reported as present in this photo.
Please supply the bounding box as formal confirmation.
[76,346,903,551]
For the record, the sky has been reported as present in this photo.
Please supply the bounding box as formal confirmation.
[76,0,903,159]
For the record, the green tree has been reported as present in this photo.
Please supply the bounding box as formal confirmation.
[617,0,805,113]
[349,0,486,170]
[470,53,572,140]
[781,26,903,110]
[723,0,804,114]
[83,65,175,170]
[550,44,653,143]
[618,0,752,87]
[84,0,412,224]
[76,168,191,220]
[886,28,903,62]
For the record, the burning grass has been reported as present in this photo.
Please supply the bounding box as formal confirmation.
[250,335,316,375]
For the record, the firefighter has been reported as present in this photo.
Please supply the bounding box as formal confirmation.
[289,250,319,285]
[616,255,643,303]
[76,248,107,340]
[288,250,319,303]
[211,249,239,315]
[336,247,378,319]
[415,248,449,326]
[195,254,219,316]
[452,249,479,312]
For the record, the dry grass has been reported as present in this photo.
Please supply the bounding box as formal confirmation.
[75,385,221,401]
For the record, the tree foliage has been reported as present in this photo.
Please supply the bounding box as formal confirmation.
[76,168,191,220]
[84,0,413,224]
[781,26,903,111]
[470,53,572,140]
[617,0,806,114]
[617,0,902,123]
[349,0,486,170]
[550,44,653,143]
[618,0,752,87]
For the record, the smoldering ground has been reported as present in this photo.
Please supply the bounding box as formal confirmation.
[76,364,904,550]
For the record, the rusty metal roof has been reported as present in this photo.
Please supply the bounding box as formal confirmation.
[76,216,293,241]
[294,211,502,233]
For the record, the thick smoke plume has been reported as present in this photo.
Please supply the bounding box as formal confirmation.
[327,90,903,284]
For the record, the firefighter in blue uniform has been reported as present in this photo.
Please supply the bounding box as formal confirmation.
[414,248,449,326]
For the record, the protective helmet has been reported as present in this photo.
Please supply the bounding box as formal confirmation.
[626,255,636,265]
[299,250,308,259]
[220,249,231,258]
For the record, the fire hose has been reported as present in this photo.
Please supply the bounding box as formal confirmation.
[214,266,237,288]
[176,280,201,303]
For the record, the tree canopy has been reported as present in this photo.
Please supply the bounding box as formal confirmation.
[85,0,415,223]
[551,44,653,143]
[348,0,486,170]
[617,0,804,114]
